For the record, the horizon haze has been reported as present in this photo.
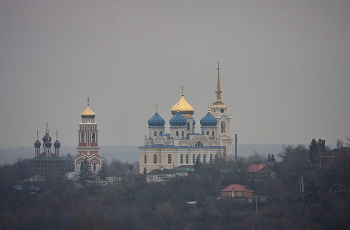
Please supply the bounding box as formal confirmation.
[1,1,349,149]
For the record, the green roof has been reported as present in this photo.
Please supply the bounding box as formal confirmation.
[31,152,65,161]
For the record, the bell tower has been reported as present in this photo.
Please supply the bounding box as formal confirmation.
[75,97,102,173]
[210,63,233,158]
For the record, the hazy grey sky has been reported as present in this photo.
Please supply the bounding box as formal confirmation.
[1,0,349,149]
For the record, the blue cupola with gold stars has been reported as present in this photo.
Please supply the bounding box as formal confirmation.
[200,110,217,126]
[148,104,166,138]
[169,111,187,126]
[148,112,165,127]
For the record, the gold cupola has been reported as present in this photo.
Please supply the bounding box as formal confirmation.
[81,97,95,118]
[170,86,194,118]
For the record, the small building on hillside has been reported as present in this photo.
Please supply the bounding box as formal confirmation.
[106,172,128,185]
[147,168,188,183]
[221,184,253,198]
[246,164,277,181]
[321,146,350,169]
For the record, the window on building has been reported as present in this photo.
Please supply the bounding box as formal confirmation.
[221,121,225,133]
[206,131,209,135]
[144,154,147,164]
[187,122,190,130]
[154,131,157,136]
[195,141,203,146]
[168,154,172,164]
[176,131,179,136]
[196,154,201,163]
[202,131,204,135]
[93,162,96,172]
[192,154,196,164]
[92,133,95,142]
[215,154,218,163]
[203,154,206,163]
[153,154,157,164]
[186,154,189,164]
[212,131,214,137]
[182,131,184,137]
[180,154,183,164]
[160,131,162,135]
[81,133,85,142]
[210,154,213,163]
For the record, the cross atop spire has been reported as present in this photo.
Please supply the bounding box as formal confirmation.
[87,97,90,106]
[181,85,184,95]
[215,62,222,103]
[36,130,39,139]
[45,122,49,133]
[155,103,158,112]
[56,130,58,139]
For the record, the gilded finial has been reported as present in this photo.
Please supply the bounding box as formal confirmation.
[177,103,180,112]
[87,97,90,107]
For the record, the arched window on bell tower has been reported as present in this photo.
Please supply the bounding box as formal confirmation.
[81,133,85,142]
[221,121,225,133]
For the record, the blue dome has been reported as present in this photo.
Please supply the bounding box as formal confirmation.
[200,112,217,126]
[169,111,187,126]
[54,140,61,148]
[45,139,52,148]
[34,140,41,148]
[148,112,165,126]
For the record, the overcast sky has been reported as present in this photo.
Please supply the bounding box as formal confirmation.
[0,0,349,149]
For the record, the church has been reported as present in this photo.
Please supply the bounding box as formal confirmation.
[74,98,102,174]
[139,64,233,173]
[29,124,66,181]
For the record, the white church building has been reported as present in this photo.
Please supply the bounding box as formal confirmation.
[139,64,233,173]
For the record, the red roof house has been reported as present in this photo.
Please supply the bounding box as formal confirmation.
[221,184,253,197]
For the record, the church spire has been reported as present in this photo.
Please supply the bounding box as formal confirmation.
[215,62,222,103]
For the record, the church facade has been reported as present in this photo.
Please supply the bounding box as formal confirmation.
[74,98,102,173]
[29,124,66,181]
[139,64,233,173]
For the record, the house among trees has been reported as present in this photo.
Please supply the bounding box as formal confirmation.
[146,167,188,183]
[246,163,277,181]
[321,145,350,169]
[221,184,253,198]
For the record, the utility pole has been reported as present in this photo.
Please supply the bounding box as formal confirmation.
[234,134,238,163]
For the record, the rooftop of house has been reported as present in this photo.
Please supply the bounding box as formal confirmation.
[247,164,266,172]
[221,184,251,192]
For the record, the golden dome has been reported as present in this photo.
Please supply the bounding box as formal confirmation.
[81,106,95,118]
[171,94,194,118]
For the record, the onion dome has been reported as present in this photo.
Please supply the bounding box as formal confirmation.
[34,140,41,148]
[42,132,52,143]
[54,140,61,148]
[169,111,187,126]
[45,139,52,148]
[81,106,95,119]
[200,111,217,126]
[171,94,194,118]
[148,112,165,126]
[81,97,95,118]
